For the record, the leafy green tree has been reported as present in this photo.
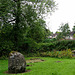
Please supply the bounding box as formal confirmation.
[58,23,70,39]
[45,28,53,38]
[0,0,57,52]
[72,25,75,32]
[27,19,46,42]
[73,34,75,38]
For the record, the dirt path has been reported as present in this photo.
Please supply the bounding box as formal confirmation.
[26,58,44,63]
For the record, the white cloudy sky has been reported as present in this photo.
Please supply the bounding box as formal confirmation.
[45,0,75,33]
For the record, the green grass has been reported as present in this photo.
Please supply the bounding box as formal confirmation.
[0,57,75,75]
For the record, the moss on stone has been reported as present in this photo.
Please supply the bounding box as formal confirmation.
[9,51,17,56]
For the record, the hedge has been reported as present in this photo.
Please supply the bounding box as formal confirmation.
[0,39,75,57]
[54,40,75,50]
[36,40,75,52]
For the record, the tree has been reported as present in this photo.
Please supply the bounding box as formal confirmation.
[0,0,56,50]
[45,28,53,38]
[26,19,46,42]
[73,34,75,38]
[72,25,75,32]
[55,31,62,40]
[58,23,70,39]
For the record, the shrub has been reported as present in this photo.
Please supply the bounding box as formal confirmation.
[37,43,54,52]
[54,40,75,50]
[0,40,14,57]
[20,40,75,54]
[20,38,38,53]
[35,40,75,53]
[43,38,57,43]
[40,49,73,58]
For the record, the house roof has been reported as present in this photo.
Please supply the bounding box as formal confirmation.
[49,31,75,39]
[51,33,58,37]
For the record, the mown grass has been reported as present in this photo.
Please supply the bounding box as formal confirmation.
[0,57,75,75]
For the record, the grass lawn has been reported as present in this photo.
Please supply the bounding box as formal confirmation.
[0,57,75,75]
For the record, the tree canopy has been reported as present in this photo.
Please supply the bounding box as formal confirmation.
[0,0,56,56]
[58,23,70,39]
[72,25,75,32]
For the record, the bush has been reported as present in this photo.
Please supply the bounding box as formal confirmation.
[54,40,75,50]
[35,40,75,52]
[0,40,14,57]
[1,39,75,57]
[40,49,73,58]
[20,38,38,53]
[43,38,57,43]
[20,40,55,53]
[37,43,54,52]
[20,40,75,54]
[43,39,52,43]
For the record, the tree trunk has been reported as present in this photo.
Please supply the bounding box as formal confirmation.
[13,0,21,49]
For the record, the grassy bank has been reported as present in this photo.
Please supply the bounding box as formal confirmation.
[0,57,75,75]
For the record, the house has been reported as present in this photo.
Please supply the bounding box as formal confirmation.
[65,32,75,40]
[48,33,58,39]
[48,32,75,40]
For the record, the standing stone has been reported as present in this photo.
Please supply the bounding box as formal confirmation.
[8,51,26,73]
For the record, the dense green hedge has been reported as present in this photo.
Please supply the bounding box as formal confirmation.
[19,38,38,53]
[37,40,75,52]
[42,38,57,43]
[0,40,14,57]
[37,43,54,52]
[0,39,75,57]
[20,40,75,53]
[54,40,75,50]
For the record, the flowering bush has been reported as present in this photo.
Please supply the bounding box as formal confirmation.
[40,49,73,58]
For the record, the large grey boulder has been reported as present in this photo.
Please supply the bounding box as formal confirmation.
[8,51,26,73]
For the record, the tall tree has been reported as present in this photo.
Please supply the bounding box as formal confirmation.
[45,28,53,38]
[0,0,56,49]
[72,25,75,32]
[27,19,46,42]
[58,23,70,39]
[72,25,75,39]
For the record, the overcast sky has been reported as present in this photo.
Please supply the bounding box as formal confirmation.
[45,0,75,33]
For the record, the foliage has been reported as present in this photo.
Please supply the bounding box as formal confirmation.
[1,39,75,57]
[43,38,57,43]
[26,0,57,15]
[0,0,56,56]
[0,41,14,57]
[19,38,38,53]
[73,34,75,38]
[37,43,54,52]
[58,23,70,39]
[20,40,75,54]
[40,40,75,52]
[45,28,53,38]
[20,42,54,53]
[54,40,75,50]
[40,49,73,58]
[72,25,75,32]
[56,32,63,40]
[37,40,75,52]
[43,39,52,43]
[26,19,46,42]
